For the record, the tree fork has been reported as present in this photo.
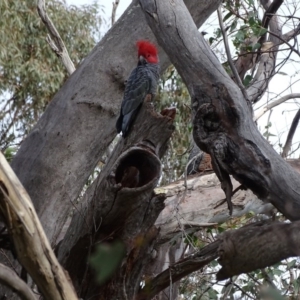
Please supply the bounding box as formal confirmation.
[139,0,300,220]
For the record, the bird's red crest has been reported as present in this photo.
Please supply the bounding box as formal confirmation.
[136,40,158,63]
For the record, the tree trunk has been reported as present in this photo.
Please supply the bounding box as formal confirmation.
[11,0,222,246]
[140,0,300,220]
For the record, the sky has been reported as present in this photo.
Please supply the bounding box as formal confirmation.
[67,0,130,25]
[66,0,300,157]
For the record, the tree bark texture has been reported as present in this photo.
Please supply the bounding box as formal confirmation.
[11,0,221,246]
[0,152,78,300]
[140,0,300,221]
[137,219,300,300]
[4,0,300,299]
[56,101,174,299]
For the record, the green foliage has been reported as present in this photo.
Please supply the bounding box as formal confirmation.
[0,0,102,150]
[3,146,16,163]
[89,241,125,284]
[156,66,192,184]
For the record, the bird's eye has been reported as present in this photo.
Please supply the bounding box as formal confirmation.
[147,54,150,57]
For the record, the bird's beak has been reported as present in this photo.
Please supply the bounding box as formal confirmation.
[139,55,147,64]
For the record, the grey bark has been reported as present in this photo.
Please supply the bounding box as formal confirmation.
[0,1,221,299]
[56,101,174,299]
[140,0,300,220]
[4,0,300,299]
[137,219,300,300]
[11,0,221,247]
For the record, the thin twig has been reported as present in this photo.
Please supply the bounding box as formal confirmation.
[267,29,300,57]
[254,93,300,121]
[112,0,120,26]
[184,152,203,189]
[37,0,75,75]
[282,109,300,158]
[217,7,250,106]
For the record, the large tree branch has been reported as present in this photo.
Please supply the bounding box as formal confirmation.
[12,0,221,245]
[139,0,300,220]
[142,159,300,298]
[57,101,174,299]
[260,0,284,44]
[233,0,284,103]
[246,41,275,102]
[136,240,219,300]
[137,220,300,299]
[0,152,77,300]
[247,0,283,103]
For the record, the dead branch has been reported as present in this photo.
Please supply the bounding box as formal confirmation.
[254,93,300,121]
[37,0,75,75]
[0,263,36,300]
[137,218,300,299]
[136,240,220,300]
[217,220,300,280]
[0,152,78,300]
[260,0,284,45]
[112,0,120,26]
[281,109,300,158]
[246,41,275,102]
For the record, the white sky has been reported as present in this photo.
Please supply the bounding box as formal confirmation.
[67,0,130,26]
[67,0,300,157]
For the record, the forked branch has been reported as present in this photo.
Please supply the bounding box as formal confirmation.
[37,0,75,75]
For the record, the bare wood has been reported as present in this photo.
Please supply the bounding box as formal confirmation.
[37,0,75,75]
[247,0,283,103]
[281,109,300,158]
[0,263,36,300]
[259,0,283,45]
[156,173,274,240]
[254,93,300,121]
[111,0,120,26]
[232,0,284,103]
[0,152,78,300]
[246,41,275,102]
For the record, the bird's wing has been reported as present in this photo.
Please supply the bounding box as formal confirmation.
[121,67,150,115]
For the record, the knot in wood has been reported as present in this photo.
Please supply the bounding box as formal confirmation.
[109,64,126,87]
[196,103,220,131]
[213,135,227,160]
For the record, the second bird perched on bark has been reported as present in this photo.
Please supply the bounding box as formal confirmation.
[116,40,160,137]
